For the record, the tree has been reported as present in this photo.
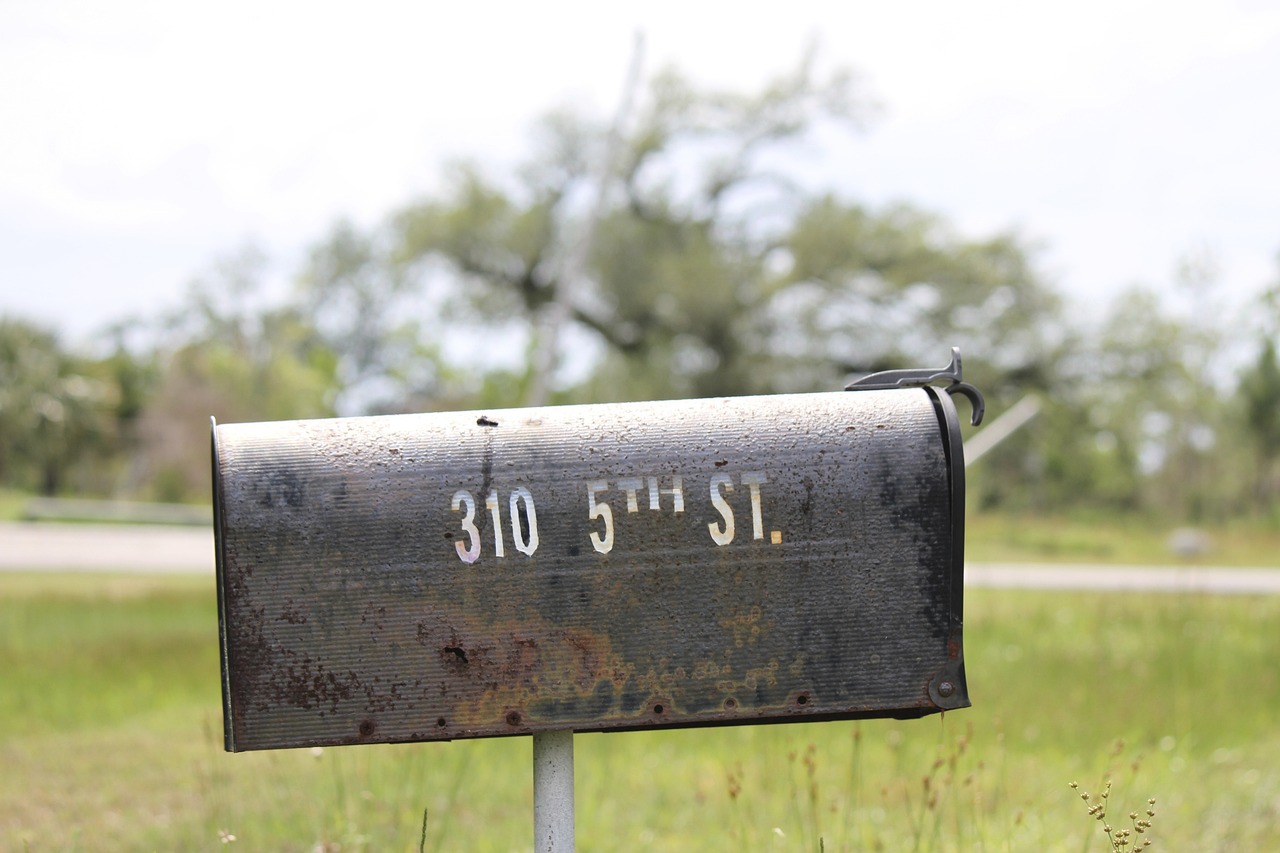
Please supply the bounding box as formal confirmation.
[0,317,116,495]
[297,220,451,414]
[771,198,1062,396]
[389,53,1061,410]
[1063,287,1188,513]
[1240,337,1280,501]
[1043,250,1245,523]
[1238,274,1280,511]
[133,247,341,501]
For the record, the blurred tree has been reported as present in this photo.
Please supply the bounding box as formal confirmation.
[5,57,1271,518]
[771,198,1062,396]
[297,219,451,414]
[390,53,1062,406]
[0,317,115,495]
[96,319,162,495]
[133,246,341,501]
[1238,275,1280,511]
[1042,251,1241,523]
[1068,288,1188,512]
[1164,249,1234,521]
[1239,337,1280,503]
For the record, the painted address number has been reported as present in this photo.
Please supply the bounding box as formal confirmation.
[451,471,778,564]
[451,488,539,564]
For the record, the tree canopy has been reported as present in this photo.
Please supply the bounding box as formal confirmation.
[0,53,1277,525]
[386,55,1062,407]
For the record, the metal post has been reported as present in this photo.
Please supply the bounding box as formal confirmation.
[533,730,575,852]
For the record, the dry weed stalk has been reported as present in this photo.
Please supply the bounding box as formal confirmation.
[1069,780,1157,851]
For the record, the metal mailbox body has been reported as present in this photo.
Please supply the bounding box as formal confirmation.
[212,387,969,752]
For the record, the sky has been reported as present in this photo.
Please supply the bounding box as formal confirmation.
[3,0,1279,345]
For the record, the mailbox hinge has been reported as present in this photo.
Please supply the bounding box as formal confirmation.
[844,347,985,426]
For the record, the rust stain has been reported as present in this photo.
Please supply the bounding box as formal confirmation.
[718,606,773,649]
[413,608,646,728]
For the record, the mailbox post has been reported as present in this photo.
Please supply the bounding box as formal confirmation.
[212,352,982,848]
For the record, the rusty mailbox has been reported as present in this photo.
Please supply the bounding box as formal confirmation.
[212,358,981,752]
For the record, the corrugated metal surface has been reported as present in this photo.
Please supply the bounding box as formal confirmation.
[212,388,968,752]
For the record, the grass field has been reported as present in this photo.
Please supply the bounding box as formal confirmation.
[965,512,1280,567]
[2,569,1279,852]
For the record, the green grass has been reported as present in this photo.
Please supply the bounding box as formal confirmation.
[0,488,30,521]
[966,511,1280,566]
[2,572,1279,851]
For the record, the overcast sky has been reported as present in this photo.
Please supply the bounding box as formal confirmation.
[3,0,1279,344]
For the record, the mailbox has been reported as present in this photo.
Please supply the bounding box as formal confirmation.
[212,356,981,752]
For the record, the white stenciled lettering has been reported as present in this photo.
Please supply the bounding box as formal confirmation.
[509,487,539,556]
[616,477,643,513]
[452,490,481,564]
[453,487,541,562]
[708,473,735,545]
[575,469,774,555]
[649,475,685,513]
[740,471,768,540]
[587,480,614,554]
[485,490,506,558]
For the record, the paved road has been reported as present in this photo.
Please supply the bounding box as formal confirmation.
[0,521,213,573]
[2,522,1279,593]
[966,562,1280,594]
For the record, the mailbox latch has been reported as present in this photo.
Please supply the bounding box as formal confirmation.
[845,347,985,426]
